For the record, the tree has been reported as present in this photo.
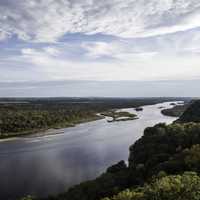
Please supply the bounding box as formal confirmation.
[103,172,200,200]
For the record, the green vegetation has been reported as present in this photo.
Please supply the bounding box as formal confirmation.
[101,110,138,122]
[161,104,188,117]
[0,97,184,138]
[0,105,102,138]
[102,172,200,200]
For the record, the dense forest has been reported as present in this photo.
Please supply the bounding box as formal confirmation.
[19,99,200,200]
[0,97,186,138]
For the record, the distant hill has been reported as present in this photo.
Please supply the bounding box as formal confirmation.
[177,100,200,123]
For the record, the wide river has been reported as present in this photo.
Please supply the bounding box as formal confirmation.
[0,102,180,199]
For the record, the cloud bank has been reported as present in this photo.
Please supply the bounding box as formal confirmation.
[1,0,200,94]
[1,0,200,42]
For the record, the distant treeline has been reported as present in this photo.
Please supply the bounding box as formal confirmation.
[0,97,188,137]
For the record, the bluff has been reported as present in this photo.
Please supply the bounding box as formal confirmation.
[177,100,200,123]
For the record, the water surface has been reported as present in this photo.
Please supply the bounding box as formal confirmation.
[0,102,178,199]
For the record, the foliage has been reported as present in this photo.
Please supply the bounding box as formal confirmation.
[103,172,200,200]
[129,122,200,175]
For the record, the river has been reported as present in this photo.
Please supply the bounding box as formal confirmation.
[0,102,179,199]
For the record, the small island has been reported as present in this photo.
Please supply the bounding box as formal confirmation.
[135,107,143,111]
[101,110,138,123]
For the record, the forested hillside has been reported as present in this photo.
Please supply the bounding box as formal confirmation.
[177,100,200,123]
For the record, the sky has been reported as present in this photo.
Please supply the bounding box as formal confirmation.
[0,0,200,97]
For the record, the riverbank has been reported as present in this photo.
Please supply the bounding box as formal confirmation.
[0,110,138,140]
[161,104,188,117]
[0,115,104,140]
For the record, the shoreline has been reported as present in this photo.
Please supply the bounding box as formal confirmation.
[0,115,104,141]
[161,104,187,117]
[0,108,140,141]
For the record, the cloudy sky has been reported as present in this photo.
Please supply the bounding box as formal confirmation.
[0,0,200,97]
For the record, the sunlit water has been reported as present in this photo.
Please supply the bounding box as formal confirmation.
[0,102,179,199]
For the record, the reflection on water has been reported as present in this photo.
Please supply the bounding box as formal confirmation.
[0,102,179,199]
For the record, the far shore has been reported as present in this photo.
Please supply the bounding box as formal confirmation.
[0,115,104,141]
[0,100,183,141]
[0,109,138,141]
